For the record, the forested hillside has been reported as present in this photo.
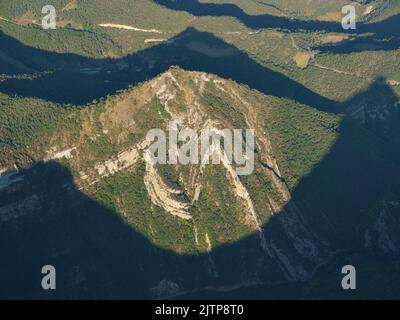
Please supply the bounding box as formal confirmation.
[0,0,399,299]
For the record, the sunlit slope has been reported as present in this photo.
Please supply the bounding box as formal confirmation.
[1,0,398,112]
[1,68,400,298]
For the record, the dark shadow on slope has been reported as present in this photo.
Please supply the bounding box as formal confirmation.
[0,29,338,111]
[153,0,400,53]
[1,81,400,299]
[346,77,400,146]
[0,161,213,299]
[316,34,400,54]
[346,76,399,113]
[0,161,281,299]
[153,0,400,37]
[182,80,400,298]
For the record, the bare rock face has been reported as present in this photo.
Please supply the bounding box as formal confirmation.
[1,68,399,298]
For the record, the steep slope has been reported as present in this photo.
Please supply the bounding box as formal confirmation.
[1,67,400,298]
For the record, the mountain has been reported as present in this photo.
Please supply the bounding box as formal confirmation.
[1,67,400,299]
[0,0,399,299]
